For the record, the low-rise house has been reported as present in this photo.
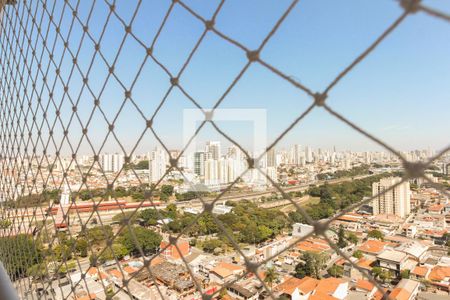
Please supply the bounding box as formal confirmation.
[354,279,378,299]
[159,239,190,261]
[343,257,375,280]
[123,266,138,277]
[212,203,233,215]
[395,241,429,262]
[86,267,99,280]
[309,277,348,300]
[292,223,314,238]
[97,271,110,286]
[150,261,195,294]
[108,268,123,282]
[416,228,447,245]
[411,265,430,281]
[358,240,392,258]
[75,293,97,300]
[427,266,450,291]
[255,236,291,261]
[389,279,420,300]
[127,279,156,300]
[275,276,318,300]
[209,262,245,284]
[226,283,259,300]
[428,204,445,214]
[401,224,417,238]
[295,238,331,254]
[376,250,408,277]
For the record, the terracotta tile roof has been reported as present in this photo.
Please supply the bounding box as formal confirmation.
[75,294,96,300]
[390,287,410,300]
[150,256,164,266]
[275,277,304,295]
[87,267,98,276]
[358,240,390,254]
[298,276,319,294]
[356,279,374,292]
[429,204,444,212]
[309,291,338,300]
[123,266,138,274]
[421,229,447,238]
[411,266,429,278]
[296,238,331,253]
[108,269,123,279]
[336,215,360,222]
[211,266,233,279]
[429,266,450,281]
[216,262,245,272]
[314,277,346,296]
[276,276,319,295]
[357,257,376,270]
[373,290,384,300]
[211,263,244,279]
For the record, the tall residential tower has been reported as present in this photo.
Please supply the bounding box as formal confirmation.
[372,177,410,218]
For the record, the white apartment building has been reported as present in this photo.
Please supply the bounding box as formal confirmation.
[205,141,221,160]
[100,153,124,172]
[372,177,411,218]
[148,147,168,183]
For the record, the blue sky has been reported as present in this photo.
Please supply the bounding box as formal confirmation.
[24,0,450,155]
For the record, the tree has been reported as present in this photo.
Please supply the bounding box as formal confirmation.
[337,225,348,248]
[239,224,273,244]
[0,234,43,278]
[0,219,11,229]
[134,160,149,170]
[352,250,363,259]
[54,244,73,261]
[160,185,174,197]
[112,211,137,225]
[139,208,160,226]
[372,267,382,280]
[119,227,162,255]
[295,252,326,279]
[58,261,77,274]
[85,225,113,245]
[379,270,392,283]
[99,243,129,263]
[288,211,305,223]
[264,267,279,288]
[327,265,343,278]
[165,203,178,219]
[76,238,89,257]
[27,262,48,279]
[367,230,384,241]
[400,269,410,279]
[347,232,359,245]
[202,239,223,253]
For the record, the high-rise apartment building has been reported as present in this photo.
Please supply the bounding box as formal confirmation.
[205,141,221,160]
[100,153,124,172]
[305,146,313,163]
[372,177,410,218]
[148,147,168,183]
[267,148,276,168]
[194,152,205,176]
[290,144,304,166]
[204,159,219,185]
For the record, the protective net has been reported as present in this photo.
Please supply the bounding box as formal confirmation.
[0,0,449,299]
